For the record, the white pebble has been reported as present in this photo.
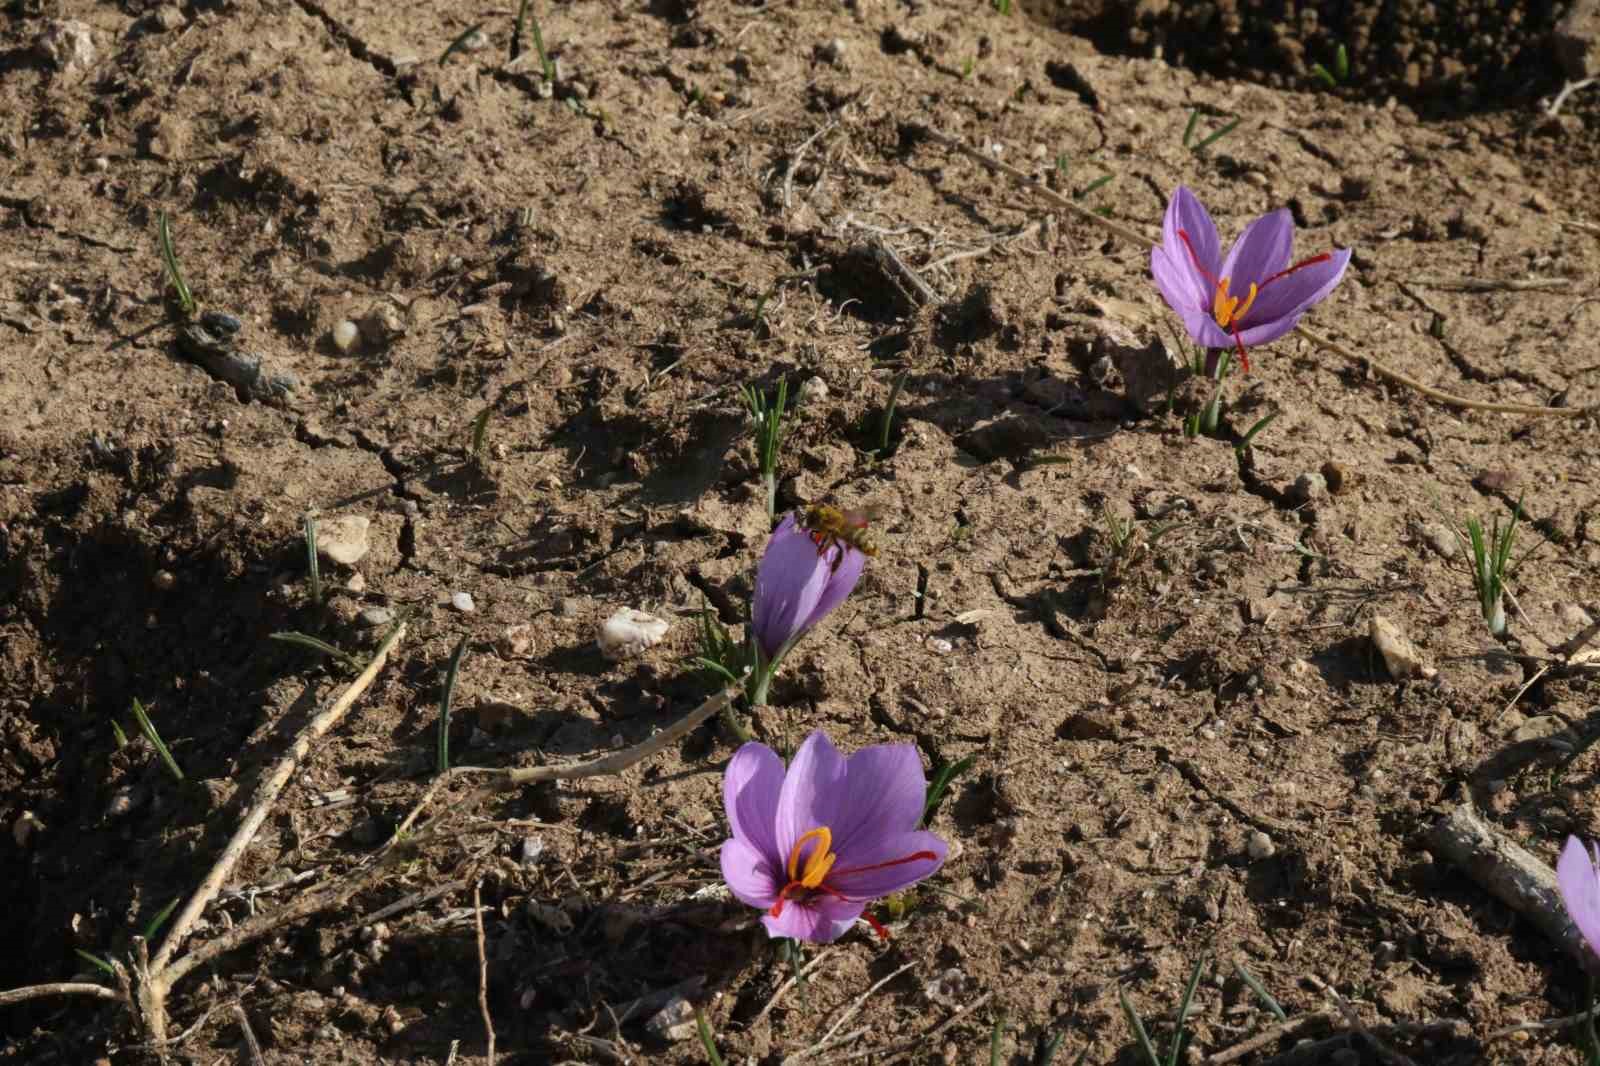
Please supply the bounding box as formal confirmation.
[1246,831,1276,860]
[450,591,476,613]
[927,637,954,654]
[331,319,359,353]
[316,514,371,565]
[597,608,669,661]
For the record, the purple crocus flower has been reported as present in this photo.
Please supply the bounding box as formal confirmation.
[1557,835,1600,959]
[720,731,947,943]
[751,513,866,663]
[1151,185,1351,372]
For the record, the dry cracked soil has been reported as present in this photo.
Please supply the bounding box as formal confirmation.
[3,0,1600,1063]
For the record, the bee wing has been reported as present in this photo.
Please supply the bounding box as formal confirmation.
[843,505,886,528]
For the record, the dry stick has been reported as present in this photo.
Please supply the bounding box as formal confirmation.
[784,119,838,211]
[912,123,1591,420]
[233,1003,265,1066]
[0,982,123,1008]
[1425,802,1598,974]
[473,880,495,1066]
[752,946,838,1027]
[142,622,408,1042]
[833,990,995,1064]
[1203,1011,1336,1065]
[1488,1003,1600,1041]
[784,961,916,1063]
[1304,974,1420,1066]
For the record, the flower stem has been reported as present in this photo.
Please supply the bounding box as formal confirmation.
[762,471,777,521]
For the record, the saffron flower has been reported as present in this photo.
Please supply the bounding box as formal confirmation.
[720,731,947,943]
[1557,835,1600,959]
[1151,186,1351,372]
[751,513,865,663]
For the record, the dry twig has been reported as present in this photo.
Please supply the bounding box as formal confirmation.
[1203,1011,1336,1064]
[233,1003,265,1066]
[752,947,838,1027]
[833,989,994,1063]
[1305,974,1420,1066]
[474,880,496,1066]
[913,123,1592,419]
[784,961,916,1063]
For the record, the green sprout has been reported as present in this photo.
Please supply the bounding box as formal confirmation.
[75,896,180,980]
[921,752,977,826]
[110,719,129,748]
[1184,347,1233,439]
[877,369,908,456]
[131,699,183,782]
[1184,111,1242,155]
[513,0,557,83]
[438,636,468,774]
[1310,43,1351,88]
[157,211,196,319]
[1234,961,1287,1021]
[439,22,486,66]
[1235,411,1280,457]
[743,378,788,520]
[1458,495,1522,637]
[268,631,363,670]
[1119,954,1208,1066]
[695,1009,727,1066]
[469,406,493,469]
[303,513,323,607]
[692,602,755,741]
[990,1011,1007,1066]
[992,0,1013,13]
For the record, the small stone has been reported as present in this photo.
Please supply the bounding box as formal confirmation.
[345,571,366,593]
[1289,472,1328,504]
[798,376,830,405]
[90,155,110,172]
[150,5,185,31]
[497,623,536,659]
[597,607,669,660]
[450,591,476,613]
[331,319,360,353]
[360,303,406,346]
[1320,460,1351,495]
[1369,614,1434,680]
[1511,715,1575,746]
[12,810,44,848]
[927,637,954,654]
[1558,603,1596,630]
[520,836,545,867]
[359,607,396,627]
[816,38,847,67]
[316,515,371,565]
[1421,522,1457,559]
[1246,831,1275,860]
[36,20,94,75]
[153,569,176,591]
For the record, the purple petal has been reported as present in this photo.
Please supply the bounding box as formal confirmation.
[1162,186,1221,281]
[761,895,864,943]
[1151,244,1211,335]
[1219,209,1293,290]
[827,743,928,859]
[829,830,947,900]
[723,741,786,865]
[774,732,849,864]
[753,515,830,659]
[1237,248,1351,338]
[721,837,782,910]
[799,544,866,634]
[1558,835,1600,958]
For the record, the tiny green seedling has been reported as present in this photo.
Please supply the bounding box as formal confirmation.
[1184,347,1233,439]
[921,752,978,826]
[157,211,196,319]
[76,897,181,981]
[990,1011,1007,1066]
[1456,494,1522,638]
[303,513,323,607]
[742,378,788,520]
[993,0,1013,14]
[110,719,129,749]
[513,0,558,82]
[1119,954,1207,1066]
[269,631,363,670]
[132,699,183,782]
[877,369,909,456]
[1235,411,1280,457]
[439,22,487,66]
[438,637,468,775]
[962,56,976,80]
[1183,111,1242,155]
[695,1009,728,1066]
[1310,43,1351,88]
[1233,961,1287,1021]
[469,406,493,469]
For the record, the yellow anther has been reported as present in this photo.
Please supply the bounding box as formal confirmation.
[1212,278,1259,329]
[786,827,837,888]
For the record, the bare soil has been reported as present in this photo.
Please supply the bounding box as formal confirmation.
[3,0,1600,1063]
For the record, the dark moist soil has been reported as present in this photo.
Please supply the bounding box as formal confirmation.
[2,0,1599,1063]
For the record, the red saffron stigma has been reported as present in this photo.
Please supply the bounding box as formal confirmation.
[1260,251,1332,290]
[1175,229,1218,286]
[862,912,891,940]
[829,850,939,881]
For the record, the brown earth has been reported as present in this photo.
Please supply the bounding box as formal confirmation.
[2,0,1600,1063]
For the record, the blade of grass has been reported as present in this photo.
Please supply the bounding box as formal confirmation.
[1118,986,1162,1066]
[990,1011,1007,1066]
[438,636,468,775]
[1077,173,1114,199]
[440,22,486,66]
[1234,961,1287,1021]
[157,211,195,318]
[75,950,117,978]
[1335,42,1349,80]
[303,514,322,606]
[469,406,493,467]
[1310,63,1336,88]
[1166,955,1208,1066]
[1192,116,1242,154]
[694,1009,727,1066]
[269,631,362,669]
[1182,109,1200,148]
[1234,411,1279,455]
[878,369,908,454]
[131,698,184,782]
[141,897,181,940]
[110,720,129,748]
[511,0,531,61]
[528,4,555,81]
[921,753,977,826]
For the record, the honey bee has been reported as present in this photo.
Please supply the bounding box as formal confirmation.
[797,503,883,567]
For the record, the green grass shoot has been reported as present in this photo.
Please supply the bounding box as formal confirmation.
[1235,411,1280,456]
[1182,109,1200,148]
[156,211,196,319]
[1460,494,1521,637]
[110,719,129,748]
[990,1011,1007,1066]
[268,631,363,670]
[1310,43,1351,88]
[742,378,788,519]
[1234,961,1287,1021]
[303,513,322,607]
[131,699,183,782]
[694,1009,727,1066]
[440,22,486,66]
[75,950,117,978]
[1077,173,1114,199]
[438,636,468,774]
[993,0,1013,14]
[692,600,746,687]
[921,752,977,826]
[469,406,493,468]
[1119,954,1208,1066]
[1190,116,1242,155]
[878,369,908,454]
[525,0,557,82]
[142,896,180,939]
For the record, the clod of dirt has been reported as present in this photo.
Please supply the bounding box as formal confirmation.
[1369,614,1436,681]
[35,20,94,76]
[1246,830,1276,860]
[646,994,698,1041]
[955,409,1059,462]
[316,515,371,565]
[1289,472,1329,504]
[498,623,537,659]
[147,6,186,33]
[1421,522,1457,559]
[1555,0,1600,79]
[359,303,407,348]
[598,607,670,660]
[358,607,395,627]
[12,811,44,849]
